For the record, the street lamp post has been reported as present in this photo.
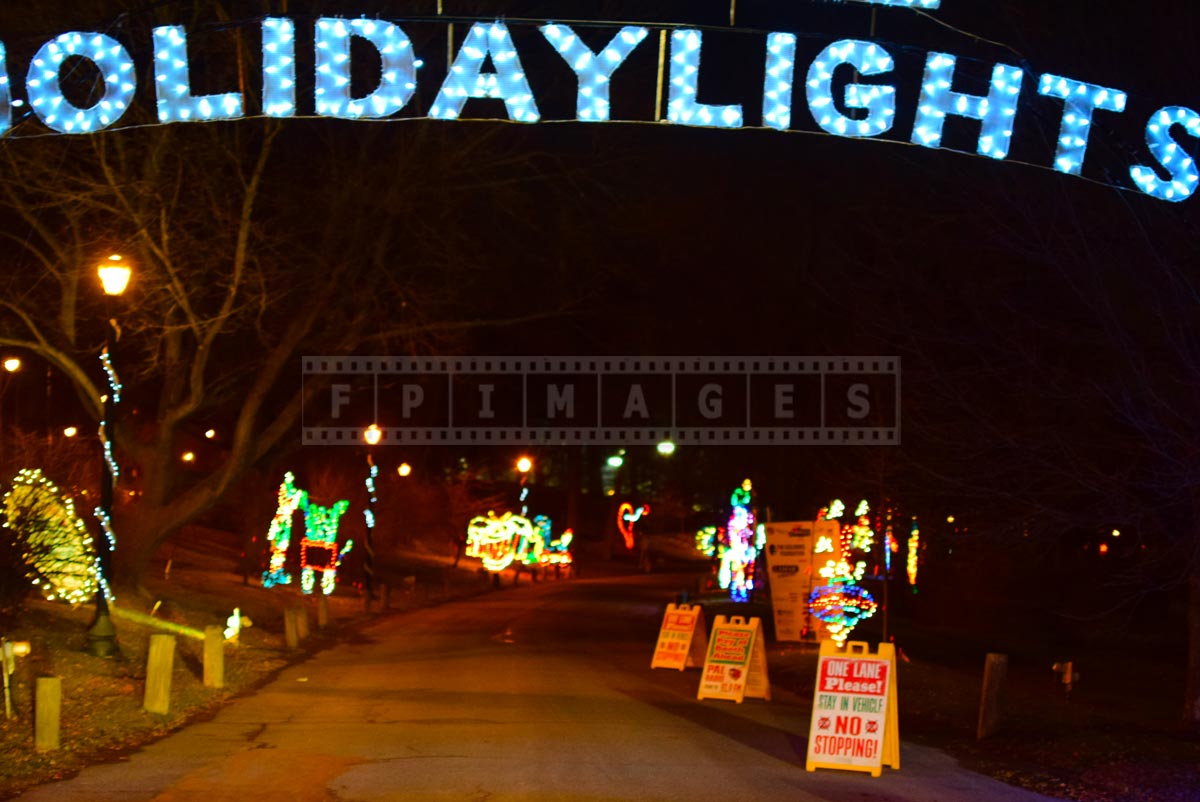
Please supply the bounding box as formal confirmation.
[516,455,532,517]
[362,423,381,610]
[88,255,131,658]
[0,357,21,476]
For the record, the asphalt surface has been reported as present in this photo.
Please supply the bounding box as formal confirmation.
[11,572,1068,802]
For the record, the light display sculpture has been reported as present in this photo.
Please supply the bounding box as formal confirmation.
[4,469,97,604]
[719,479,765,603]
[466,511,541,572]
[540,527,574,567]
[616,502,649,551]
[907,517,920,587]
[695,525,718,558]
[807,498,879,646]
[261,472,353,596]
[262,471,307,588]
[300,499,352,596]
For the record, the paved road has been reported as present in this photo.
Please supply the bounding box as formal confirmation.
[13,573,1065,802]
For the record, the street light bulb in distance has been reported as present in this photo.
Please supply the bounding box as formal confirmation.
[97,254,132,296]
[3,357,20,372]
[397,463,412,478]
[364,423,382,446]
[516,456,533,474]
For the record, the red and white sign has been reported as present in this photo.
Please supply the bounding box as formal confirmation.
[806,642,899,776]
[651,603,707,670]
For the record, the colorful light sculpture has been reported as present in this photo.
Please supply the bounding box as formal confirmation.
[299,499,352,596]
[617,502,649,551]
[907,517,920,587]
[261,472,352,596]
[540,527,574,567]
[807,497,879,646]
[719,479,765,602]
[4,469,97,604]
[262,471,307,588]
[465,511,547,572]
[695,525,718,558]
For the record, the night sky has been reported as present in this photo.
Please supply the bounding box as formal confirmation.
[0,1,1197,528]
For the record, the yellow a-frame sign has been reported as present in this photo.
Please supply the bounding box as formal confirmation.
[806,640,900,777]
[697,615,771,703]
[651,603,709,670]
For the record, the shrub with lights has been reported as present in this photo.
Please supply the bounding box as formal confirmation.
[3,468,98,605]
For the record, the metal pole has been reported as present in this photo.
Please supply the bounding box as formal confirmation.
[87,319,118,657]
[363,452,377,605]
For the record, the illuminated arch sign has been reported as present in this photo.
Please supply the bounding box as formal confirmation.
[0,8,1196,202]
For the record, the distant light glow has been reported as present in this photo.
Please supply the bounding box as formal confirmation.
[656,440,676,455]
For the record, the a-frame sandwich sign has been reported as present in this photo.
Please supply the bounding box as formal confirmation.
[651,603,708,670]
[696,615,771,703]
[806,640,900,777]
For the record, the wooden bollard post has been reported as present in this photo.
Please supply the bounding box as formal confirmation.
[34,677,61,752]
[143,634,176,715]
[296,606,310,640]
[203,626,224,689]
[284,608,301,649]
[317,595,329,629]
[976,652,1008,740]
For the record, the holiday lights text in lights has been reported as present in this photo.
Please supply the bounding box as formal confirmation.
[0,14,1194,202]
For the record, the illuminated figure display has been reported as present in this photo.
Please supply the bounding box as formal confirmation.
[907,517,921,587]
[261,472,353,596]
[719,479,766,603]
[466,511,539,571]
[616,502,649,551]
[540,527,575,567]
[262,471,307,588]
[808,498,879,646]
[300,499,352,596]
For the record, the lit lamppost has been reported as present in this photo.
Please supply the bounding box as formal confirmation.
[0,357,21,474]
[88,255,131,657]
[362,423,381,609]
[516,455,532,516]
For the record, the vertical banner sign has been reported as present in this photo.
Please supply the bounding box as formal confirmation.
[763,521,817,641]
[697,615,771,703]
[806,640,900,777]
[651,603,708,670]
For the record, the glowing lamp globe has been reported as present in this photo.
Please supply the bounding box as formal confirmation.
[364,423,382,446]
[97,255,132,296]
[516,456,533,474]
